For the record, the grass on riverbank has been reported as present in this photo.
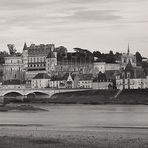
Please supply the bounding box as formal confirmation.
[0,136,98,148]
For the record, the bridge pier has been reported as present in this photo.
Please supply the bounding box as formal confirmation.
[0,96,4,104]
[21,95,28,102]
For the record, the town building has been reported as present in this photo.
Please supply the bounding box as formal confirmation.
[92,73,113,90]
[116,61,146,89]
[49,73,74,89]
[74,74,93,89]
[31,73,51,89]
[1,80,26,89]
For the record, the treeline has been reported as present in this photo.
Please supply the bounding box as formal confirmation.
[93,50,121,63]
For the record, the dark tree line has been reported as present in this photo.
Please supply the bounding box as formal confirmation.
[93,50,121,63]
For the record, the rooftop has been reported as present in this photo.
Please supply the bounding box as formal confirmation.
[33,73,50,79]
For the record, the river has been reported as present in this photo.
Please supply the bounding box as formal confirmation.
[0,104,148,130]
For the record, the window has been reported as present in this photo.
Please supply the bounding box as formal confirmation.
[124,59,126,63]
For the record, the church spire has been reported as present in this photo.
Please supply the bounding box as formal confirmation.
[127,43,130,54]
[23,42,28,50]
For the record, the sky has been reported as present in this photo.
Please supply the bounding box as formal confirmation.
[0,0,148,56]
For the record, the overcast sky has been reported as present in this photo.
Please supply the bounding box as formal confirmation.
[0,0,148,56]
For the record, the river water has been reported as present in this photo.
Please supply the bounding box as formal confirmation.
[1,105,148,130]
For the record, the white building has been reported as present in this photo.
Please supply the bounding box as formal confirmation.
[49,73,74,89]
[31,73,51,88]
[93,62,120,75]
[116,78,148,90]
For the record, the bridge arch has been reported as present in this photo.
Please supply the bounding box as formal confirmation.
[3,92,24,103]
[26,91,49,96]
[3,91,23,97]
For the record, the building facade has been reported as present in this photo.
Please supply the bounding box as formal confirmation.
[93,62,120,76]
[3,56,25,81]
[23,43,55,80]
[31,73,51,89]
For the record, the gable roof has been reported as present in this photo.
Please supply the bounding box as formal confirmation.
[33,73,50,79]
[23,42,28,51]
[50,75,63,81]
[47,51,55,58]
[50,73,73,81]
[125,61,134,72]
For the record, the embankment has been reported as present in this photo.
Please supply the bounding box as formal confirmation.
[49,89,148,105]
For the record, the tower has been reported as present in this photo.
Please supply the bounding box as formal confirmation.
[127,43,130,54]
[22,42,28,71]
[46,50,57,76]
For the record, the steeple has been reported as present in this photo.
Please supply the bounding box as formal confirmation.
[23,42,28,50]
[127,43,130,54]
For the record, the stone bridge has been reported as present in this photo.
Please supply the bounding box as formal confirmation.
[0,88,89,102]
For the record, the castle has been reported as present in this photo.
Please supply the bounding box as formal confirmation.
[3,43,94,81]
[3,43,146,90]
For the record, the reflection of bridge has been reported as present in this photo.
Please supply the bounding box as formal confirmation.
[0,88,89,102]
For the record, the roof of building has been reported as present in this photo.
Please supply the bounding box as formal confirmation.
[50,75,63,81]
[47,51,55,58]
[77,74,93,81]
[93,72,113,82]
[33,73,50,79]
[2,80,26,85]
[23,42,28,51]
[27,44,55,56]
[125,61,134,72]
[106,70,120,80]
[50,73,73,81]
[117,66,145,79]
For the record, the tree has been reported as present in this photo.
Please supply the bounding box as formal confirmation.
[105,50,115,63]
[93,51,101,58]
[136,52,142,65]
[0,51,9,64]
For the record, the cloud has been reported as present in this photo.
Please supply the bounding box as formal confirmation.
[0,0,58,10]
[67,10,122,22]
[0,0,147,56]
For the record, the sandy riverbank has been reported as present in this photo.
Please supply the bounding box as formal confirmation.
[0,126,148,148]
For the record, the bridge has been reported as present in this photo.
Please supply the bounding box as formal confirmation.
[0,88,89,103]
